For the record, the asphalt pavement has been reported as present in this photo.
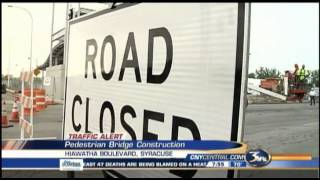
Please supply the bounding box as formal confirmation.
[239,103,319,178]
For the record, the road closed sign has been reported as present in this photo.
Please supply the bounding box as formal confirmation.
[63,3,250,178]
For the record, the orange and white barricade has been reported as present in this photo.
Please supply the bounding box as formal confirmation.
[9,98,20,123]
[20,93,36,116]
[20,70,34,139]
[20,119,33,137]
[20,71,33,82]
[2,100,13,128]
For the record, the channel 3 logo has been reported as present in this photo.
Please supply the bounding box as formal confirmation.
[59,159,84,171]
[245,149,271,167]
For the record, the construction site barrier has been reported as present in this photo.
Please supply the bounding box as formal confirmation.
[20,71,32,82]
[20,119,33,137]
[2,100,13,128]
[9,97,20,123]
[6,88,18,94]
[22,89,36,116]
[35,88,46,111]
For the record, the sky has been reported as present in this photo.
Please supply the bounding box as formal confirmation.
[1,3,109,77]
[1,3,319,77]
[249,3,319,73]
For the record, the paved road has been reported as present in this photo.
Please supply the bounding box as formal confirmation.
[244,103,319,156]
[2,93,63,140]
[239,103,319,178]
[2,92,319,178]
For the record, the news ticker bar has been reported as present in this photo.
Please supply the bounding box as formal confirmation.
[2,158,318,169]
[1,140,319,170]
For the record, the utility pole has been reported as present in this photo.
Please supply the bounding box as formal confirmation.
[8,5,34,138]
[50,3,54,68]
[7,42,11,88]
[78,3,80,17]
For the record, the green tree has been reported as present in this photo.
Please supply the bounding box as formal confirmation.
[255,67,281,79]
[248,73,255,78]
[310,69,319,87]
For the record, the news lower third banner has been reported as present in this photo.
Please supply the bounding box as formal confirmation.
[2,140,318,170]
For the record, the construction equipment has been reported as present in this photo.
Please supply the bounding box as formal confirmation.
[247,69,308,103]
[247,84,287,101]
[285,70,306,103]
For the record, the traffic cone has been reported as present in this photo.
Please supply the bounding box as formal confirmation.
[2,100,13,128]
[9,99,19,123]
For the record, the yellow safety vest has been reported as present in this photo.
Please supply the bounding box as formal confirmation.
[299,69,309,80]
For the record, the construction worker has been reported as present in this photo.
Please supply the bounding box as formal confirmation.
[309,88,316,106]
[69,8,74,20]
[298,64,309,89]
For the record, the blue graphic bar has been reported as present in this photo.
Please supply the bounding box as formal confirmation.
[2,158,319,169]
[3,140,243,150]
[230,161,246,167]
[2,158,59,168]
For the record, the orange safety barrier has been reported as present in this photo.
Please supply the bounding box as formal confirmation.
[35,88,46,111]
[20,119,33,137]
[2,100,13,128]
[9,98,20,123]
[23,89,36,116]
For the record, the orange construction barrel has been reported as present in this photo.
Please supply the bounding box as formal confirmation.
[23,89,36,116]
[35,88,46,111]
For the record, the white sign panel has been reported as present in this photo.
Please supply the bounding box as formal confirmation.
[63,3,250,178]
[44,77,51,86]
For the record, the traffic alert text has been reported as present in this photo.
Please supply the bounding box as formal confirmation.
[68,133,123,140]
